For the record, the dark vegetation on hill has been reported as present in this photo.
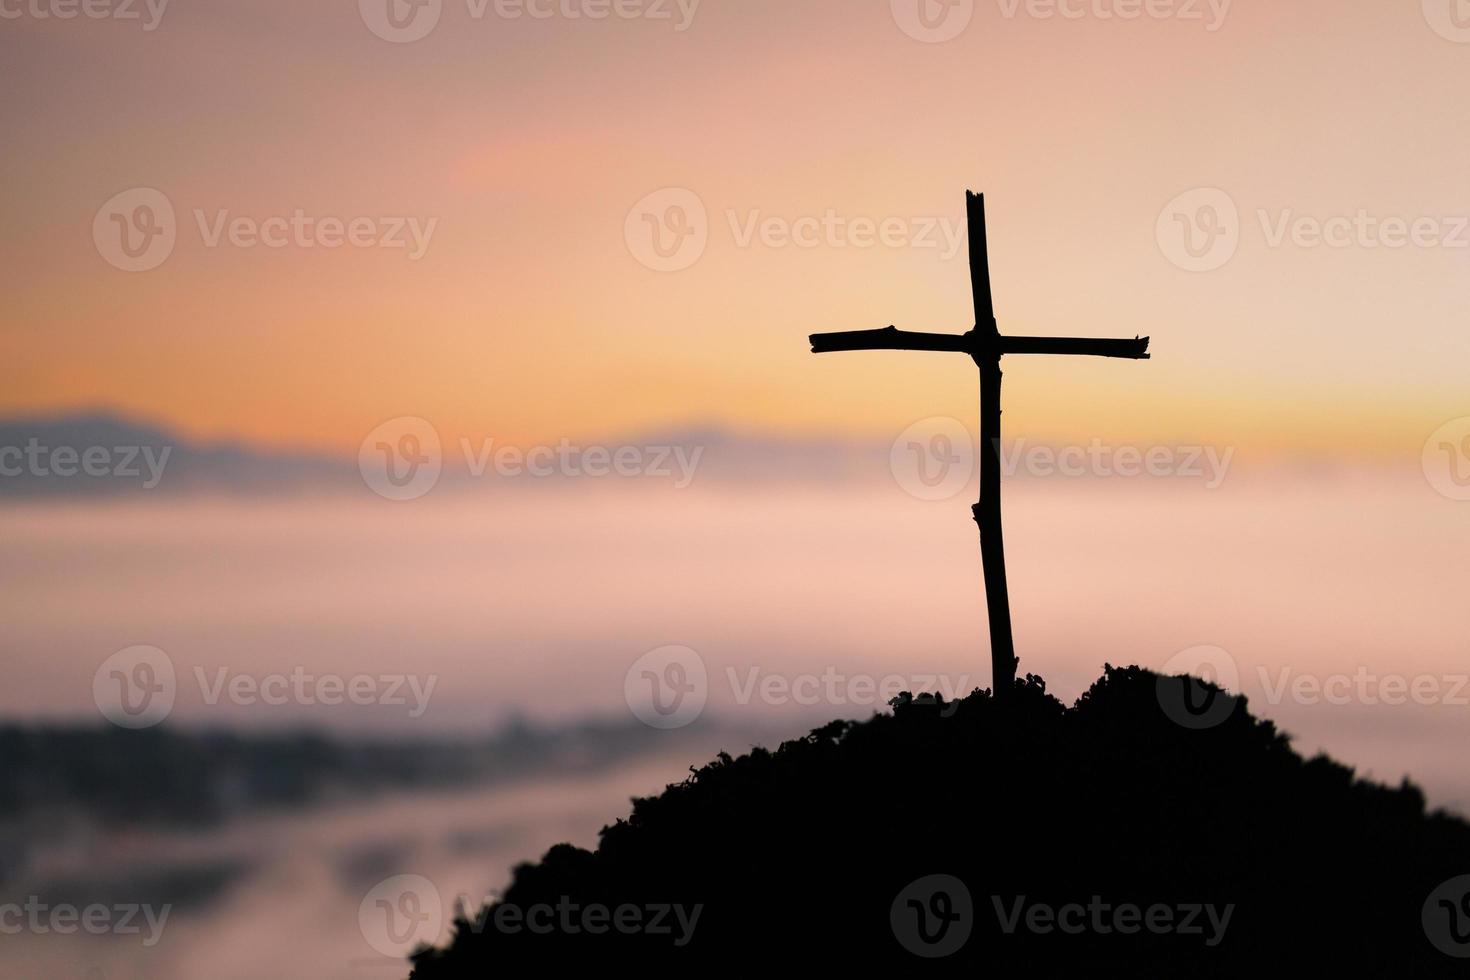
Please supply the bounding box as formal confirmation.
[411,666,1470,976]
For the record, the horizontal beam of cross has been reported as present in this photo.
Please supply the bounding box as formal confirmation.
[809,326,1150,360]
[810,327,969,353]
[1002,335,1151,359]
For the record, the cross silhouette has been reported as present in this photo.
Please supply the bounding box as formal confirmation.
[810,191,1150,700]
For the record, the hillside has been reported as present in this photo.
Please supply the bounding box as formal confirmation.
[410,666,1470,975]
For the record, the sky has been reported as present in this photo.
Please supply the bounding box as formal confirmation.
[3,0,1469,464]
[7,8,1470,977]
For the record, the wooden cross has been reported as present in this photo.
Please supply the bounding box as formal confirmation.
[809,192,1150,700]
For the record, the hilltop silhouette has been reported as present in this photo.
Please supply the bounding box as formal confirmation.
[409,666,1470,976]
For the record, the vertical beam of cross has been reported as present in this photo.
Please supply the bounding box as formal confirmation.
[808,192,1150,701]
[966,192,1018,700]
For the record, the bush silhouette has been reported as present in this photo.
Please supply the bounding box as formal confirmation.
[410,666,1470,976]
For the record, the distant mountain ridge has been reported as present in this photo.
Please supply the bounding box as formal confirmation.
[0,411,351,497]
[0,411,893,498]
[0,716,709,884]
[1,410,1307,500]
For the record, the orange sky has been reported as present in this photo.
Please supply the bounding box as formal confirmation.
[3,0,1468,460]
